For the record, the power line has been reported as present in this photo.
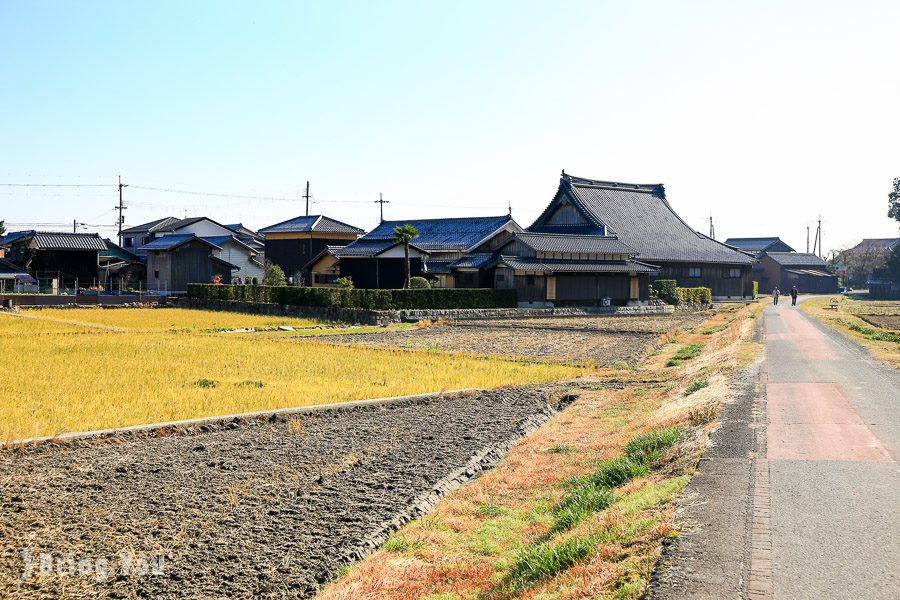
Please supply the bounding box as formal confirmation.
[0,183,114,188]
[129,184,296,202]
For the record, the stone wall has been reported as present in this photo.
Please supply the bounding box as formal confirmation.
[177,297,676,325]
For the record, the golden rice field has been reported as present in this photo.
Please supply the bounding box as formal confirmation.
[0,309,583,441]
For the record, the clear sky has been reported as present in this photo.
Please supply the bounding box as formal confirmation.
[2,0,898,254]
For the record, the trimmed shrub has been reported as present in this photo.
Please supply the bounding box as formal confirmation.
[676,287,712,305]
[187,285,517,310]
[408,276,431,289]
[752,280,759,299]
[651,279,678,305]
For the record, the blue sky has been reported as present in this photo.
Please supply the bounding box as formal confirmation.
[1,0,898,253]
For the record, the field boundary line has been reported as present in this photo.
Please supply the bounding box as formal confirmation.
[0,309,126,331]
[2,388,483,448]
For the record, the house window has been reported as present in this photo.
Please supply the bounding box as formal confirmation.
[123,237,133,248]
[726,268,741,278]
[688,267,701,278]
[154,270,159,278]
[142,236,151,246]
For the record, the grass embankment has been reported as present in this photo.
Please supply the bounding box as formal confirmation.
[0,309,581,441]
[320,302,762,600]
[801,296,900,369]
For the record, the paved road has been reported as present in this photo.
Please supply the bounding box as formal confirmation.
[652,300,899,599]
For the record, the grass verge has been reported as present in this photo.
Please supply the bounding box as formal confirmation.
[801,296,900,369]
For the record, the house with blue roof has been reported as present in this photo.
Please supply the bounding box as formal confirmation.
[259,215,364,284]
[320,215,523,289]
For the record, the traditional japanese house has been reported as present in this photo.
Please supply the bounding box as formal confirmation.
[121,217,180,257]
[758,252,838,294]
[724,237,795,257]
[528,173,756,299]
[0,231,107,288]
[259,215,364,284]
[99,239,146,291]
[333,215,522,289]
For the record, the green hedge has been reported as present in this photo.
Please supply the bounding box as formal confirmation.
[651,280,678,305]
[752,280,759,299]
[676,287,713,305]
[187,284,517,310]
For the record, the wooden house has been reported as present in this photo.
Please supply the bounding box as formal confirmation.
[259,215,364,284]
[0,231,107,288]
[724,237,795,257]
[99,239,146,291]
[758,252,838,294]
[528,173,756,299]
[140,235,235,294]
[121,217,180,257]
[330,216,522,289]
[481,233,657,305]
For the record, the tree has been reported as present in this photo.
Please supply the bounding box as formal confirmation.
[263,260,287,286]
[889,177,900,224]
[0,220,5,236]
[392,224,419,289]
[408,276,430,289]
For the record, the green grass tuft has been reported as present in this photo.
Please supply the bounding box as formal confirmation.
[666,343,703,367]
[683,379,710,396]
[382,535,423,553]
[624,427,683,464]
[509,535,598,585]
[475,502,508,518]
[551,484,615,533]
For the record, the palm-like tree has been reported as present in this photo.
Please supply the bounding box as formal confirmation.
[392,224,419,289]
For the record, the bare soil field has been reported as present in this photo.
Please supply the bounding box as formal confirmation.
[315,313,712,366]
[858,314,900,330]
[0,385,571,599]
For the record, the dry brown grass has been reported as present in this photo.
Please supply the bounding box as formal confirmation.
[802,296,900,370]
[319,302,763,599]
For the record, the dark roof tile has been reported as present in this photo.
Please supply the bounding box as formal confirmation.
[363,216,519,251]
[259,215,364,235]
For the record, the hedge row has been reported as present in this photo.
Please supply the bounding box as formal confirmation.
[676,287,713,305]
[651,280,678,305]
[187,284,518,310]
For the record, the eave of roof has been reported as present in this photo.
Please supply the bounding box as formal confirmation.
[138,235,222,252]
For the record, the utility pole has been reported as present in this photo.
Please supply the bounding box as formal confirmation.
[115,175,128,246]
[303,181,310,217]
[812,216,820,257]
[375,193,389,222]
[807,225,810,253]
[817,215,822,259]
[708,215,715,240]
[73,219,77,233]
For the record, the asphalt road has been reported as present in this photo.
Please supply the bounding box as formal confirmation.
[652,300,899,599]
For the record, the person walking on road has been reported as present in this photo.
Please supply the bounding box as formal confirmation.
[773,287,780,305]
[790,285,798,306]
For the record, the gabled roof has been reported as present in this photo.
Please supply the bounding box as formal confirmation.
[363,215,521,251]
[3,231,108,251]
[101,239,142,262]
[303,245,346,271]
[847,238,900,253]
[202,235,257,253]
[765,252,829,268]
[0,257,35,281]
[333,239,429,257]
[510,232,635,255]
[448,254,496,269]
[121,217,179,235]
[724,237,796,253]
[530,174,755,265]
[138,235,222,252]
[495,256,658,274]
[259,215,365,235]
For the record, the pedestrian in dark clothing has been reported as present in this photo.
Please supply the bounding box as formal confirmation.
[773,288,780,305]
[790,286,798,306]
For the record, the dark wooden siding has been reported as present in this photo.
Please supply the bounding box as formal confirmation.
[338,257,424,289]
[265,237,356,282]
[556,274,634,305]
[514,274,546,302]
[654,263,752,298]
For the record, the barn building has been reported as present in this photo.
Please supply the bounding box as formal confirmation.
[758,252,838,294]
[259,215,364,284]
[0,231,107,289]
[140,235,236,293]
[528,173,756,299]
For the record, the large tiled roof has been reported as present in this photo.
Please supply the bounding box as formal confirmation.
[8,231,108,251]
[530,174,755,265]
[139,235,221,251]
[724,237,795,253]
[848,238,900,253]
[363,216,519,251]
[496,256,658,274]
[513,232,635,255]
[448,254,496,269]
[765,252,829,267]
[121,217,179,235]
[259,215,364,235]
[332,239,429,257]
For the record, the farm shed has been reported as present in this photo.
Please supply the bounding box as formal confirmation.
[0,231,107,287]
[758,252,838,294]
[0,257,36,293]
[259,215,364,284]
[141,235,235,294]
[528,173,756,299]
